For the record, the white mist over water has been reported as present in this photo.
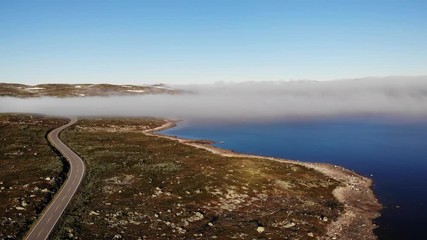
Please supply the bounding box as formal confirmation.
[2,76,427,121]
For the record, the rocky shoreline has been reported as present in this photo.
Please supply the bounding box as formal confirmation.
[147,120,382,240]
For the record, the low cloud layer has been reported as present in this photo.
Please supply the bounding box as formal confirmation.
[2,76,427,122]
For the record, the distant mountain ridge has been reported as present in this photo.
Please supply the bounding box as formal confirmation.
[0,83,179,98]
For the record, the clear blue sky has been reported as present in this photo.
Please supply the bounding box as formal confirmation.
[1,0,426,84]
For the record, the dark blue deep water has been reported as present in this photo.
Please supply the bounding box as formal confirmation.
[161,117,427,240]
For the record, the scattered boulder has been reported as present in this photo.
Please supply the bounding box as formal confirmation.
[284,222,296,228]
[186,211,204,222]
[113,234,122,239]
[89,210,100,216]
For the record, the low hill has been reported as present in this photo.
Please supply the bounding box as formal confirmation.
[0,83,178,98]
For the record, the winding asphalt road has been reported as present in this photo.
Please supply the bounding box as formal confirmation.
[25,118,85,240]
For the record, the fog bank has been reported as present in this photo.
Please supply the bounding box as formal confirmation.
[2,76,427,122]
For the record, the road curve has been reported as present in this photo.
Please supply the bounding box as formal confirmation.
[25,118,85,240]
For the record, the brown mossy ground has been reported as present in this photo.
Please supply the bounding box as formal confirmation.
[53,118,343,240]
[0,114,68,239]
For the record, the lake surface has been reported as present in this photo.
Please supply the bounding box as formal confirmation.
[161,117,427,240]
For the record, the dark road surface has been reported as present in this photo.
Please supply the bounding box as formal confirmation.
[25,118,85,240]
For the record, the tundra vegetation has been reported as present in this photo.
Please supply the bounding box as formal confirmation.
[0,114,344,239]
[0,114,68,239]
[54,118,342,239]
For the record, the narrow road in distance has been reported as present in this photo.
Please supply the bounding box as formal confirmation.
[25,118,85,240]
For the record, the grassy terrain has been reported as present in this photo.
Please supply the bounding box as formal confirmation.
[0,114,68,239]
[54,118,343,239]
[0,83,177,98]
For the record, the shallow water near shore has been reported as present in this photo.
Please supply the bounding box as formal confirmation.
[161,117,427,240]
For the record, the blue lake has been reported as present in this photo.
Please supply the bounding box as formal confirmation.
[161,117,427,240]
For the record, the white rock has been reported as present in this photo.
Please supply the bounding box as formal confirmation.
[195,212,204,220]
[113,234,122,239]
[89,211,100,216]
[284,222,296,228]
[257,226,265,233]
[15,207,26,211]
[176,227,186,234]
